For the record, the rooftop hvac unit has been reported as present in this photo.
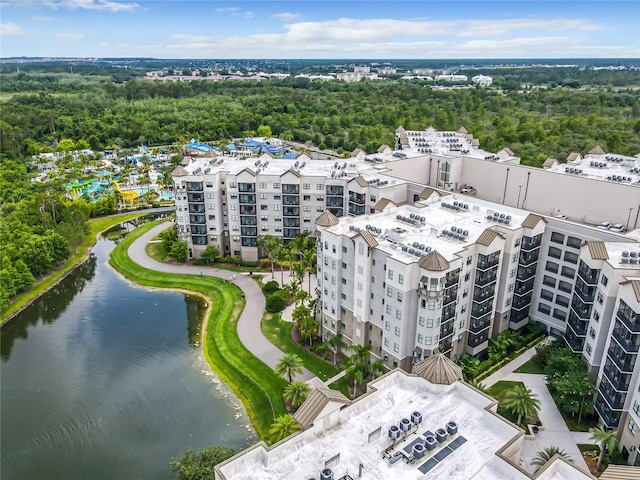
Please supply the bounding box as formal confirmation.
[426,247,432,253]
[400,418,412,432]
[622,251,630,257]
[630,252,638,258]
[320,469,333,480]
[446,421,459,435]
[413,241,419,248]
[413,443,426,459]
[486,215,493,220]
[463,230,469,236]
[411,411,423,424]
[366,225,371,230]
[388,425,401,439]
[631,258,638,264]
[301,162,305,167]
[349,225,355,231]
[436,428,448,443]
[457,228,463,234]
[402,246,408,252]
[331,171,336,178]
[464,204,469,209]
[354,227,360,232]
[409,248,415,255]
[424,435,437,451]
[410,213,415,219]
[255,160,260,166]
[396,214,401,220]
[334,162,339,168]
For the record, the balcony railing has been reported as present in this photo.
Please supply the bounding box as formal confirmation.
[611,327,640,353]
[282,185,299,194]
[326,187,343,196]
[326,199,344,207]
[467,332,489,348]
[189,215,206,225]
[238,183,255,193]
[517,265,537,281]
[188,205,205,213]
[521,236,541,251]
[283,207,300,216]
[187,193,204,203]
[571,296,592,320]
[598,377,628,409]
[603,360,633,387]
[617,309,640,333]
[348,193,366,204]
[595,395,622,428]
[565,328,585,352]
[577,261,599,285]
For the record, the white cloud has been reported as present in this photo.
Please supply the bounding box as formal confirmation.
[215,6,253,19]
[97,41,110,46]
[56,32,84,39]
[32,15,54,21]
[0,22,25,36]
[271,12,302,22]
[5,0,139,13]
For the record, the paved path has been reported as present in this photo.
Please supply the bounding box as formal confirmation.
[127,222,314,381]
[503,373,590,474]
[482,337,552,388]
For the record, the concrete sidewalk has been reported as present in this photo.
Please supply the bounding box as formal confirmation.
[127,222,315,381]
[503,373,590,474]
[483,337,552,388]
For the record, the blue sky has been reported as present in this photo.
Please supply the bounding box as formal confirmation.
[1,1,639,59]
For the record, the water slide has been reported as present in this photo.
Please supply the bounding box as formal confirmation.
[112,180,139,205]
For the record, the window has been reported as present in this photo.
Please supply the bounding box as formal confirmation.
[586,343,592,355]
[459,319,465,328]
[597,292,604,304]
[427,319,434,328]
[259,182,267,189]
[398,274,404,285]
[553,309,566,321]
[461,305,467,313]
[545,261,559,274]
[260,193,267,200]
[370,195,377,202]
[303,183,310,190]
[341,293,346,300]
[628,419,637,436]
[543,275,556,288]
[273,182,280,189]
[541,289,554,301]
[558,280,572,293]
[514,238,521,247]
[341,262,347,269]
[510,269,516,278]
[590,327,596,339]
[387,287,392,297]
[206,192,215,199]
[384,338,389,346]
[208,214,216,220]
[512,253,518,263]
[316,184,324,190]
[261,204,268,211]
[550,232,565,244]
[207,203,215,210]
[303,206,311,212]
[466,256,473,266]
[538,303,551,315]
[316,206,324,212]
[417,334,423,344]
[228,182,236,188]
[593,310,600,322]
[508,283,514,292]
[274,204,281,211]
[206,182,213,188]
[564,251,579,264]
[393,343,399,353]
[601,275,608,287]
[548,246,562,259]
[425,336,433,345]
[395,327,400,336]
[397,292,403,302]
[633,401,640,416]
[388,270,394,280]
[385,322,390,331]
[428,301,435,310]
[341,278,346,285]
[419,316,425,326]
[556,295,570,308]
[386,305,392,314]
[464,272,470,282]
[303,195,311,201]
[505,298,512,307]
[396,310,402,320]
[566,236,581,249]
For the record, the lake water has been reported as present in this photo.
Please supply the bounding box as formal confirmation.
[1,234,256,479]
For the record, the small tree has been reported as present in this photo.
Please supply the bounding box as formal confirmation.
[284,380,311,409]
[591,426,618,472]
[531,446,572,470]
[200,245,220,265]
[169,445,235,480]
[274,353,304,382]
[269,414,300,443]
[503,384,541,426]
[326,333,347,365]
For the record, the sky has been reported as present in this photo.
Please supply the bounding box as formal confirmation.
[0,0,639,59]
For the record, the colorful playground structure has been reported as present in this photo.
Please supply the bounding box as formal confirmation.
[66,178,173,205]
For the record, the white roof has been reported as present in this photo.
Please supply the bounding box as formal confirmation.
[545,153,640,186]
[326,197,528,264]
[216,371,591,480]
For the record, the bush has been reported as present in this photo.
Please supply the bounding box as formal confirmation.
[263,281,280,294]
[266,295,286,313]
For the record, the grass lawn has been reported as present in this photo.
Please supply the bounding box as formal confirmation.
[145,240,168,262]
[558,409,598,432]
[1,211,142,324]
[578,444,598,452]
[328,377,350,399]
[261,313,339,381]
[109,220,288,441]
[486,380,526,427]
[515,358,545,374]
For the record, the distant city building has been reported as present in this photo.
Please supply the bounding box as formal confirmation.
[472,74,493,86]
[435,74,468,82]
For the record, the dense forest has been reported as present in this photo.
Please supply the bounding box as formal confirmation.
[1,69,639,308]
[1,71,639,166]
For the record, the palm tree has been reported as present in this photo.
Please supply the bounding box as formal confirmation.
[301,248,317,294]
[275,243,288,284]
[299,315,319,347]
[346,360,368,399]
[503,384,541,426]
[591,426,618,471]
[368,360,386,380]
[257,235,281,279]
[326,333,347,365]
[284,381,311,409]
[531,446,572,469]
[350,344,372,364]
[269,414,301,443]
[292,261,306,287]
[274,353,304,383]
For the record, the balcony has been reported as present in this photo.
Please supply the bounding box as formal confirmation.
[611,326,640,353]
[283,207,300,216]
[326,186,343,196]
[467,331,489,348]
[477,255,500,271]
[240,217,257,226]
[240,206,256,215]
[284,228,300,239]
[469,314,491,333]
[188,204,205,213]
[284,218,300,228]
[519,250,540,266]
[242,237,258,247]
[607,347,637,374]
[473,284,495,302]
[326,198,344,208]
[617,305,640,333]
[521,235,542,251]
[471,298,493,317]
[443,288,458,306]
[512,292,532,310]
[191,225,207,234]
[282,185,299,194]
[475,270,498,287]
[567,311,588,335]
[348,192,366,204]
[439,338,453,355]
[186,182,203,192]
[440,323,454,339]
[191,235,207,246]
[189,214,206,225]
[517,264,537,281]
[238,183,255,193]
[598,377,628,409]
[571,295,592,320]
[515,277,535,294]
[445,271,460,288]
[283,195,299,205]
[348,204,366,216]
[238,194,256,204]
[565,328,585,352]
[442,305,456,321]
[187,193,204,203]
[327,207,344,217]
[603,360,633,387]
[241,227,257,237]
[595,395,621,428]
[577,261,599,285]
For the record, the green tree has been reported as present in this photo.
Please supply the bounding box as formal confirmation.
[268,414,300,443]
[274,353,304,383]
[346,360,367,399]
[283,380,311,408]
[200,245,220,265]
[531,446,572,470]
[591,426,618,472]
[298,314,319,347]
[169,240,188,262]
[169,445,235,480]
[503,384,541,426]
[326,333,347,365]
[257,235,282,279]
[257,125,272,137]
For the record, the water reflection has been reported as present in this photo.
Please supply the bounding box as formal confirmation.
[1,229,255,480]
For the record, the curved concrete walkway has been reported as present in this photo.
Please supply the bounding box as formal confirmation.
[127,222,314,381]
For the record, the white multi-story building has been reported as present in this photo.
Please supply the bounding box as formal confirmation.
[472,74,493,86]
[215,359,592,480]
